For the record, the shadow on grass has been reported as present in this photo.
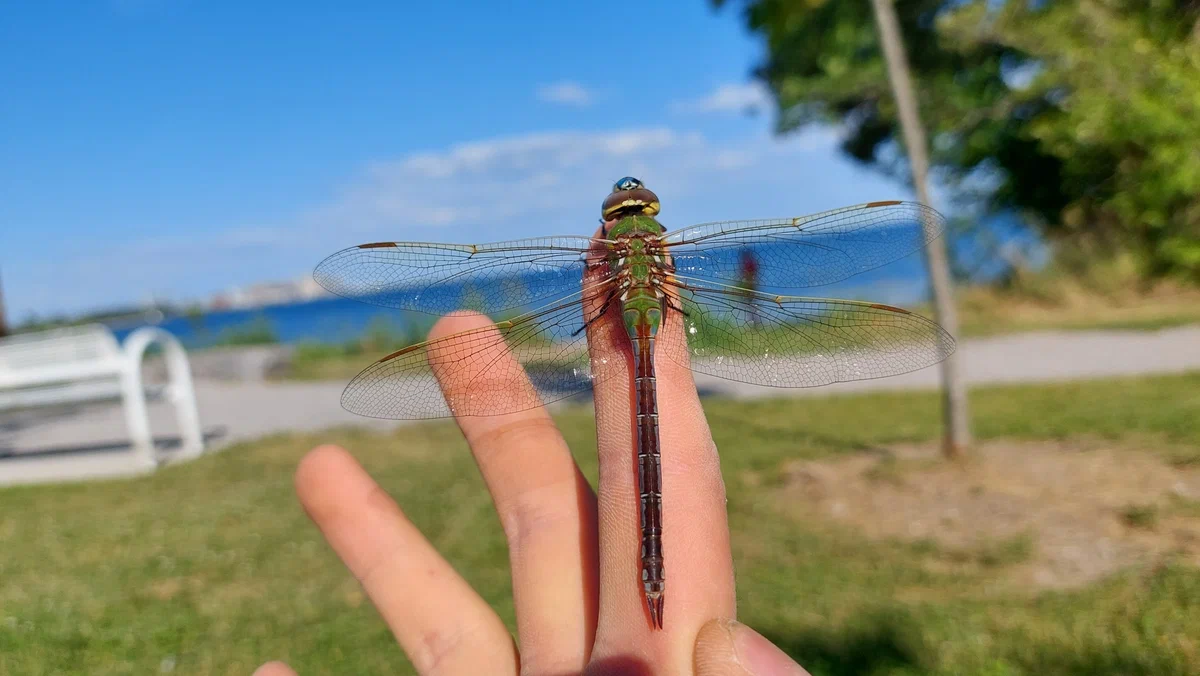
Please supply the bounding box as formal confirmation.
[762,614,1192,676]
[1009,642,1194,676]
[761,614,926,676]
[0,428,227,460]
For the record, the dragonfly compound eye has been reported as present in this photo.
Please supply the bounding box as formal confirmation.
[613,176,644,193]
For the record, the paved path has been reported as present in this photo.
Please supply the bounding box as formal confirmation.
[3,326,1199,485]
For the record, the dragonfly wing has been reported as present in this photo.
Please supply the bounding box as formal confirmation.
[661,201,945,290]
[340,289,620,419]
[315,236,608,316]
[659,279,955,388]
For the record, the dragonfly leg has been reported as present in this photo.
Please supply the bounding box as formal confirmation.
[572,287,620,337]
[659,287,690,318]
[663,296,688,318]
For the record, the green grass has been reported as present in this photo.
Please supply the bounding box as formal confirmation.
[210,316,279,347]
[1120,504,1161,530]
[2,373,1200,674]
[284,316,433,380]
[1168,494,1200,518]
[924,532,1037,569]
[283,321,571,382]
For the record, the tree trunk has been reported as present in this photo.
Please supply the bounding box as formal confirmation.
[869,0,972,457]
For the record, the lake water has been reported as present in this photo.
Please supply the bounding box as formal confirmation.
[108,253,931,350]
[109,295,425,348]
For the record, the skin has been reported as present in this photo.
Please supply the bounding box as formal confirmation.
[254,225,809,675]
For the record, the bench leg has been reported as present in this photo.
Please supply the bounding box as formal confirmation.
[122,326,209,464]
[120,368,157,469]
[168,367,203,459]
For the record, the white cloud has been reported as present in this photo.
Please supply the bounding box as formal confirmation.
[299,124,867,252]
[535,81,595,107]
[8,123,898,318]
[670,81,772,115]
[308,128,714,234]
[394,129,687,179]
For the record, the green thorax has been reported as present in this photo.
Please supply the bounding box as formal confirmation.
[607,214,666,339]
[606,213,664,239]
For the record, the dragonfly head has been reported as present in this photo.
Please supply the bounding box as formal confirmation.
[602,176,661,221]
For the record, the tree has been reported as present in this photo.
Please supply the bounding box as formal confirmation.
[716,0,973,455]
[870,0,970,454]
[714,0,1200,282]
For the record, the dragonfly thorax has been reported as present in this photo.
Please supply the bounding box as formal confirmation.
[605,213,665,240]
[605,214,671,340]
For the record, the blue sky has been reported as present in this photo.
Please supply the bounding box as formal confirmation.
[0,0,910,320]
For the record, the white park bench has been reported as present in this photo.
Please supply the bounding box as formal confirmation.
[0,324,203,473]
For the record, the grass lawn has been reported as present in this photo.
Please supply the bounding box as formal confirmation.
[282,344,379,381]
[2,373,1200,675]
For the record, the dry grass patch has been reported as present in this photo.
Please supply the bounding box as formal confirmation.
[956,276,1200,335]
[777,440,1200,590]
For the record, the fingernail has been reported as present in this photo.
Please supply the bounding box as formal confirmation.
[732,622,809,676]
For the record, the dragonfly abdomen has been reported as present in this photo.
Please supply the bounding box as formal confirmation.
[632,327,665,629]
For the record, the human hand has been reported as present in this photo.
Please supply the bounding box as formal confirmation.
[254,308,808,675]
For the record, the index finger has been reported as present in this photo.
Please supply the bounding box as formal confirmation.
[584,225,737,667]
[426,312,600,673]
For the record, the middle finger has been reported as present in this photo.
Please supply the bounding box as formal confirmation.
[584,224,737,668]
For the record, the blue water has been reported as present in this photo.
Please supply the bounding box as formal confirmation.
[109,295,427,348]
[107,260,930,350]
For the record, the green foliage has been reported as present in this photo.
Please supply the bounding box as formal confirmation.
[460,283,487,313]
[287,315,434,380]
[358,314,430,352]
[715,0,1200,281]
[13,304,180,335]
[212,315,278,346]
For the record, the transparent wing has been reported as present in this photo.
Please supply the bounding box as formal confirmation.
[338,276,954,419]
[661,201,944,291]
[339,288,619,419]
[660,277,955,388]
[314,236,608,316]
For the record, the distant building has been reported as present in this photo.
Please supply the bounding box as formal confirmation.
[211,276,332,310]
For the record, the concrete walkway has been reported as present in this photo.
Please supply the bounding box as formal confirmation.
[3,326,1199,485]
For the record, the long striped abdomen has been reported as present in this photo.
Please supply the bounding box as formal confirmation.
[625,295,665,629]
[609,220,669,629]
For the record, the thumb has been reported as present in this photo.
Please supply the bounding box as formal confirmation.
[252,662,298,676]
[694,619,810,676]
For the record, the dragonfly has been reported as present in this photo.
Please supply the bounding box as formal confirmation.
[313,177,956,630]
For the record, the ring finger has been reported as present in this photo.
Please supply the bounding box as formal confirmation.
[295,445,518,675]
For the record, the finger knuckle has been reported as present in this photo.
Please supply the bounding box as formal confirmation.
[412,622,472,675]
[469,416,561,453]
[496,484,577,557]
